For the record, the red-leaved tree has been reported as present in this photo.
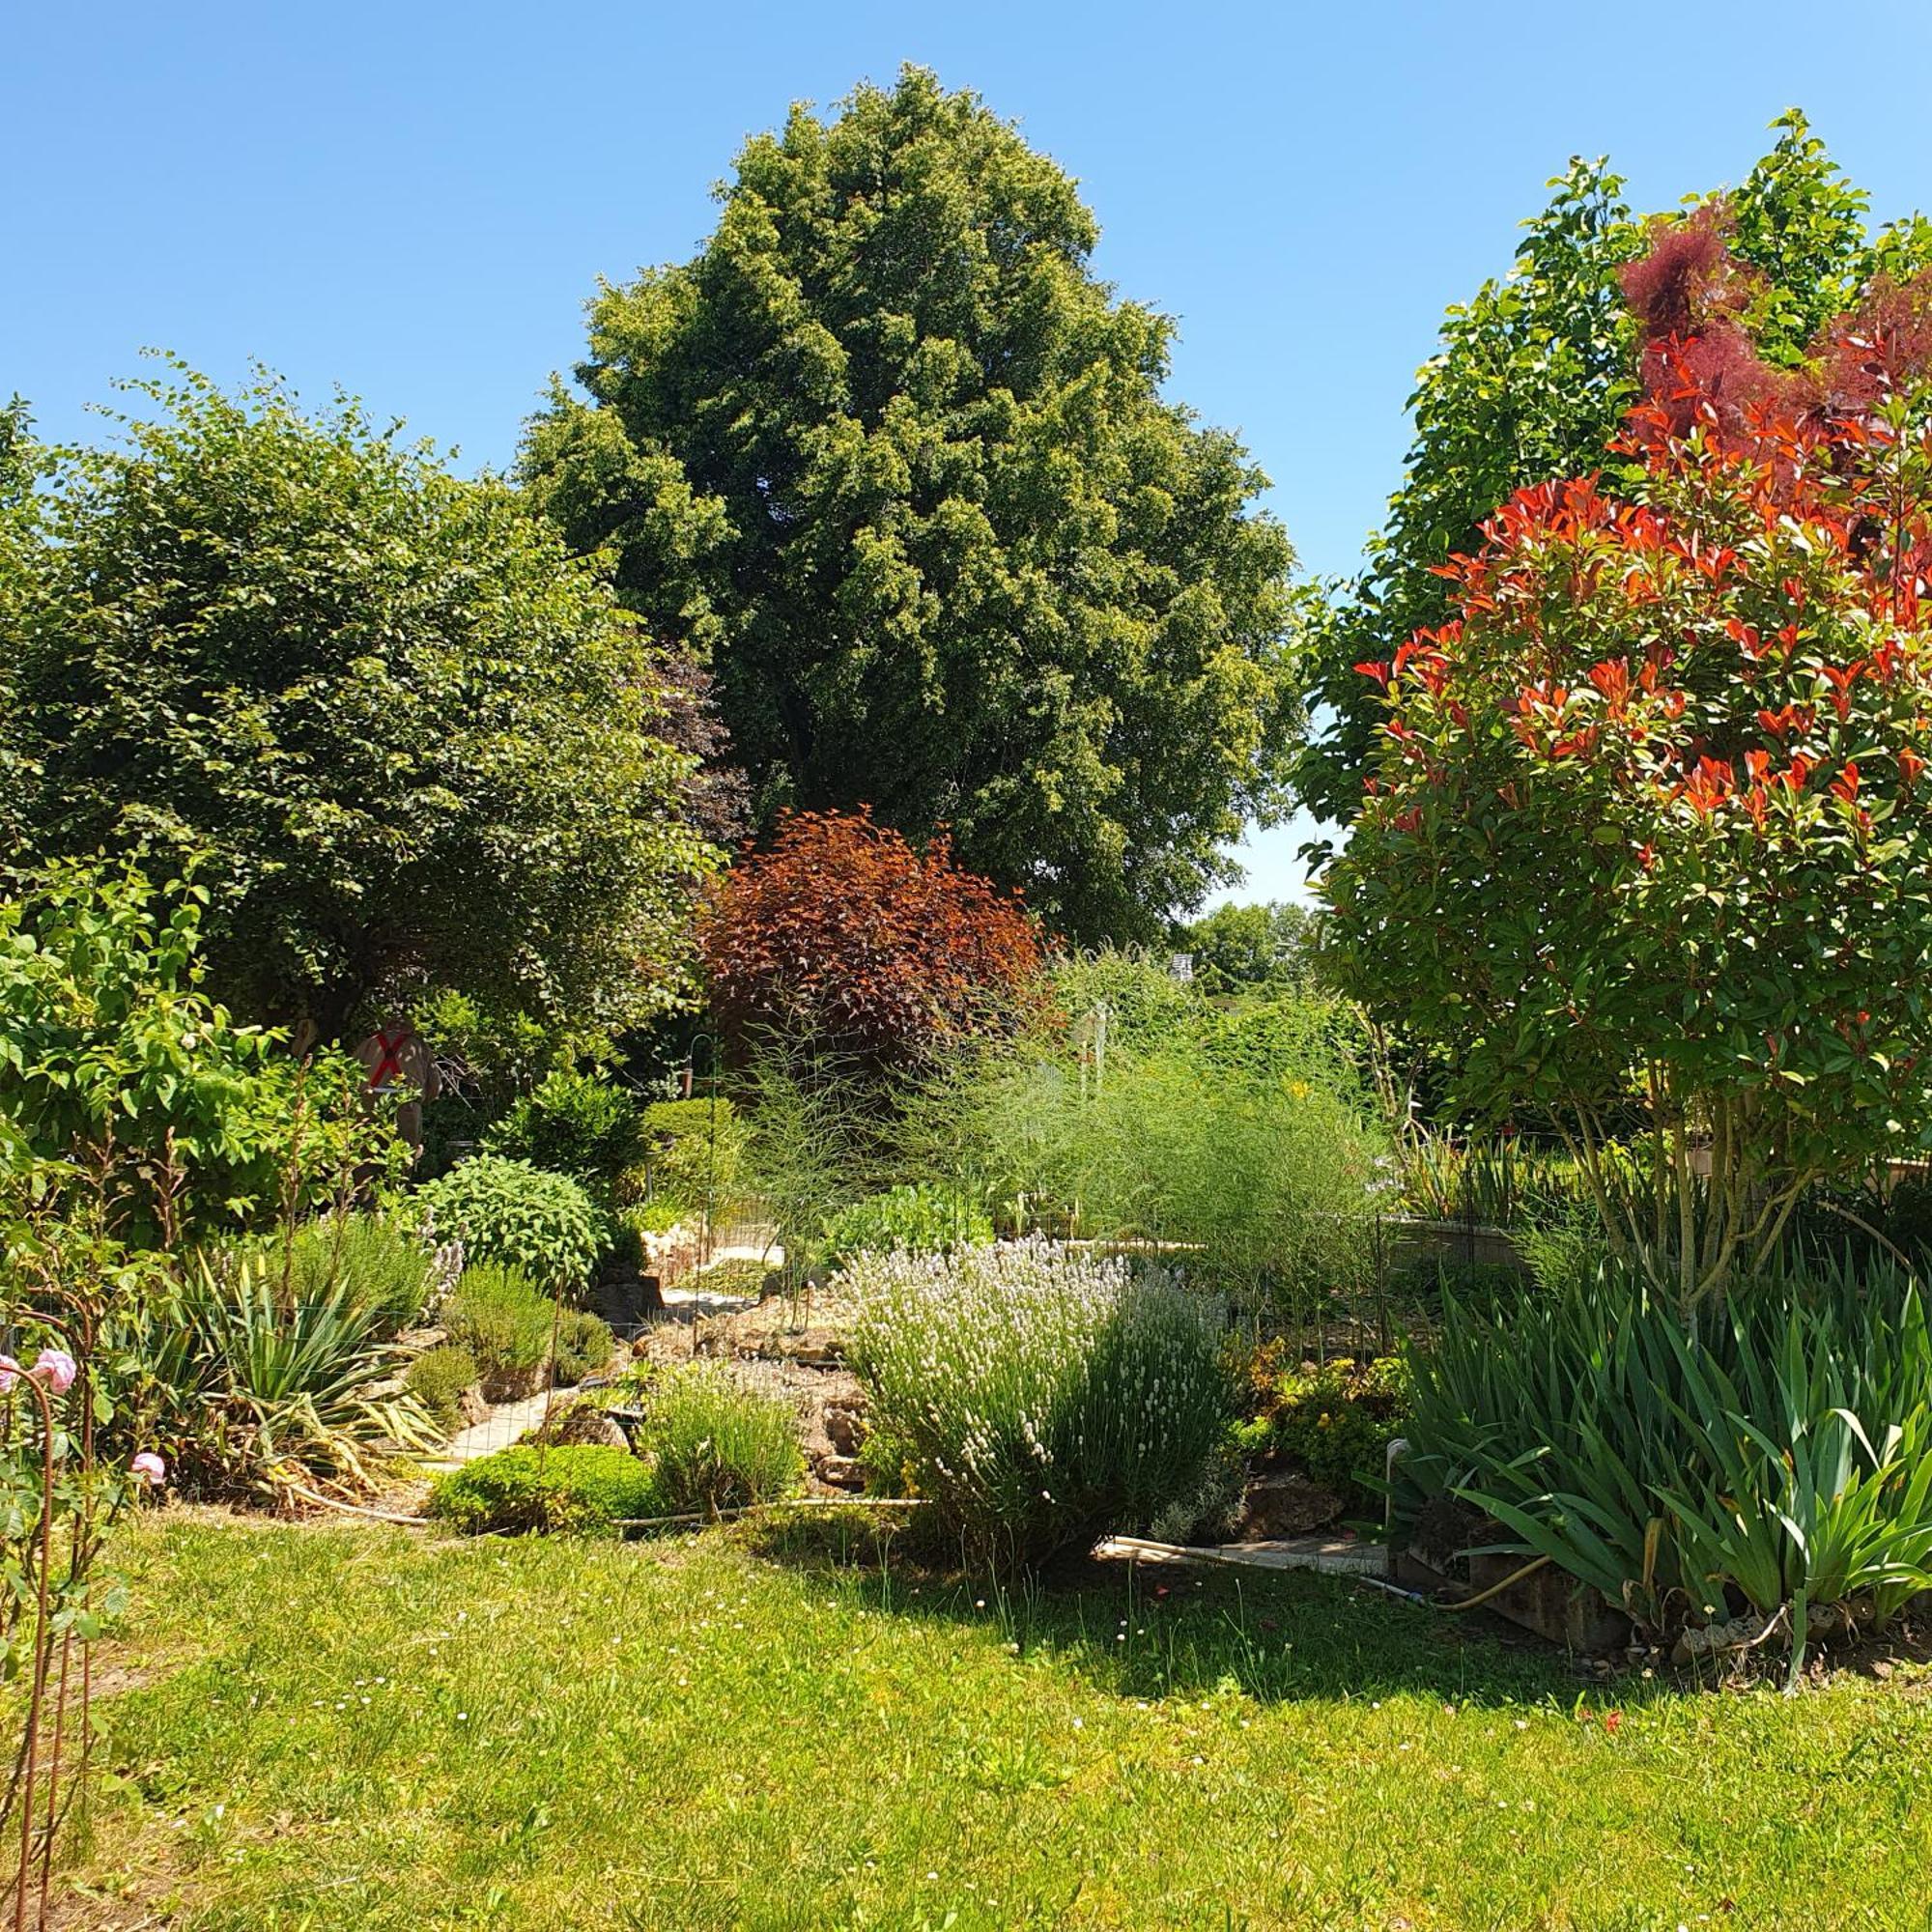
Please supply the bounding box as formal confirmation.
[698,809,1044,1071]
[1327,208,1932,1301]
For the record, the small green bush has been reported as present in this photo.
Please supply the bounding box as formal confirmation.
[442,1263,555,1398]
[407,1344,480,1433]
[819,1183,994,1272]
[417,1154,605,1293]
[553,1308,615,1386]
[847,1240,1233,1568]
[638,1364,804,1516]
[429,1444,656,1536]
[279,1212,436,1334]
[639,1098,745,1210]
[624,1197,689,1236]
[481,1069,646,1200]
[1236,1350,1411,1505]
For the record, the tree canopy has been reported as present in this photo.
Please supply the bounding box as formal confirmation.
[1296,112,1932,829]
[523,66,1299,945]
[1179,899,1313,996]
[5,365,717,1037]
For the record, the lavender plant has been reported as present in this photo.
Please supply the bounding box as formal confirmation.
[845,1241,1233,1567]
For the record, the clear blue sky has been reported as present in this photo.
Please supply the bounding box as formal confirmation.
[13,2,1932,904]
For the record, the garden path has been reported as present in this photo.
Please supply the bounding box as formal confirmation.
[437,1389,561,1465]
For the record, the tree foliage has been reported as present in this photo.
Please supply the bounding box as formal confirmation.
[0,860,392,1252]
[698,808,1044,1071]
[1179,899,1313,996]
[1299,113,1932,827]
[1326,222,1932,1301]
[524,66,1299,944]
[5,364,718,1037]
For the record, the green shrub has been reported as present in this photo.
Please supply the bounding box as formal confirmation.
[1047,948,1206,1053]
[639,1097,745,1211]
[623,1198,689,1240]
[1237,1350,1411,1505]
[553,1308,615,1387]
[407,1344,479,1433]
[819,1183,994,1272]
[417,1154,605,1293]
[929,991,1386,1307]
[637,1364,804,1516]
[277,1211,436,1333]
[1401,1256,1932,1674]
[429,1444,655,1536]
[442,1263,555,1399]
[481,1069,646,1200]
[847,1240,1233,1568]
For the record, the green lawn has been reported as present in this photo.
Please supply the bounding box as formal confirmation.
[66,1510,1932,1930]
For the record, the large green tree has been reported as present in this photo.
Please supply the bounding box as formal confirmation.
[523,67,1298,944]
[5,364,717,1037]
[1296,111,1932,829]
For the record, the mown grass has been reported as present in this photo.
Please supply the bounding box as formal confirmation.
[63,1510,1932,1930]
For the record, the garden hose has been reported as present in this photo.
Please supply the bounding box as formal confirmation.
[1438,1553,1551,1611]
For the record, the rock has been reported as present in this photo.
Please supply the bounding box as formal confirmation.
[763,1336,844,1366]
[1239,1472,1346,1539]
[481,1362,545,1404]
[457,1385,490,1428]
[532,1403,630,1449]
[814,1452,865,1491]
[587,1271,665,1328]
[823,1393,868,1457]
[395,1325,448,1354]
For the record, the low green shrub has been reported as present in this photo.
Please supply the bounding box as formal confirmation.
[429,1444,655,1536]
[407,1344,480,1433]
[846,1240,1233,1568]
[1400,1256,1932,1674]
[819,1183,994,1272]
[275,1211,436,1334]
[637,1364,804,1516]
[1236,1349,1410,1504]
[606,1198,694,1271]
[638,1098,745,1211]
[553,1308,615,1387]
[481,1069,646,1200]
[441,1263,554,1399]
[417,1154,605,1293]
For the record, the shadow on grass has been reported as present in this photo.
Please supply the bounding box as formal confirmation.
[748,1511,1605,1712]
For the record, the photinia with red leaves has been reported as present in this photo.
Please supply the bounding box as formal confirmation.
[1327,220,1932,1303]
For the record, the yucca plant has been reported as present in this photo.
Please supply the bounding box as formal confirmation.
[135,1257,439,1499]
[1401,1254,1932,1676]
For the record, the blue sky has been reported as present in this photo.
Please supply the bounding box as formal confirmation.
[13,1,1932,904]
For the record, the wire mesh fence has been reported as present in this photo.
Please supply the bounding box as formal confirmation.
[425,1192,787,1469]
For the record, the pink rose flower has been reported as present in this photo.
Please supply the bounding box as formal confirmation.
[33,1349,77,1395]
[131,1452,167,1489]
[0,1357,17,1394]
